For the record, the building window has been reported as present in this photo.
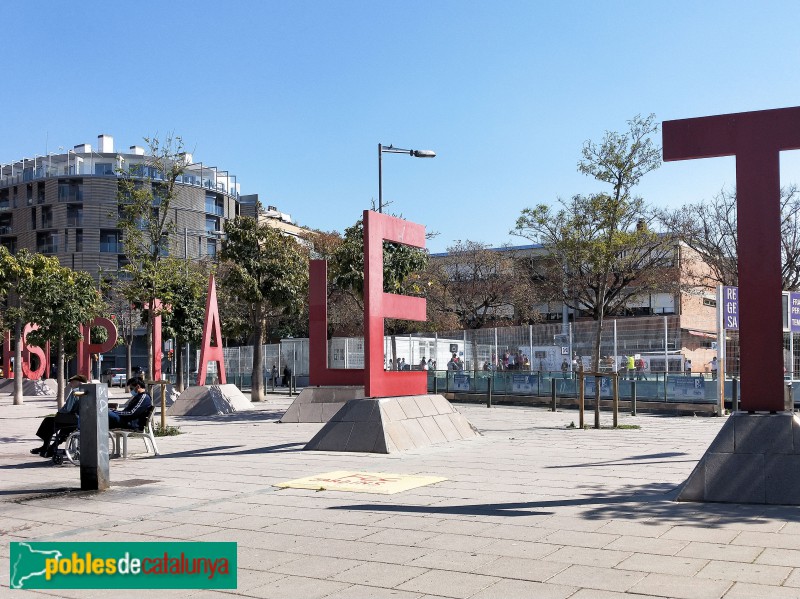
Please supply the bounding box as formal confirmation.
[58,179,83,202]
[75,229,83,252]
[31,208,36,230]
[703,298,717,308]
[0,214,11,235]
[37,182,45,204]
[36,232,59,254]
[26,184,33,206]
[95,162,114,175]
[205,193,224,216]
[1,237,17,253]
[67,205,83,227]
[100,230,121,253]
[41,206,53,229]
[206,238,217,258]
[205,216,219,234]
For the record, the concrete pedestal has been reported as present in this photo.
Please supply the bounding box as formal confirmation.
[304,394,480,454]
[280,386,365,423]
[168,384,252,416]
[678,412,800,504]
[78,383,110,491]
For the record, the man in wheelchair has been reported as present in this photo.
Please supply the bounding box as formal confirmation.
[31,375,88,458]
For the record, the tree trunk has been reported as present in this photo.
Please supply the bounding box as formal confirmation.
[593,294,606,430]
[147,311,154,382]
[56,336,65,408]
[13,319,22,405]
[251,316,265,402]
[391,335,398,370]
[126,340,133,381]
[175,341,185,392]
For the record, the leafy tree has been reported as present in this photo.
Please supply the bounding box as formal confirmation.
[512,114,675,372]
[662,185,800,290]
[220,216,309,401]
[22,261,105,406]
[162,265,208,391]
[425,240,540,331]
[117,134,187,377]
[329,217,429,368]
[0,246,29,405]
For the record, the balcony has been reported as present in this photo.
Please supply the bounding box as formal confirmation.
[37,244,57,254]
[0,226,12,235]
[66,216,83,227]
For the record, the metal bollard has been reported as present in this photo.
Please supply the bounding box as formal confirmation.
[631,380,637,416]
[433,374,439,395]
[77,383,110,491]
[487,376,493,408]
[550,378,557,412]
[732,377,739,412]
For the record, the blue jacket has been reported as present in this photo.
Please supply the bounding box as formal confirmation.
[114,391,153,429]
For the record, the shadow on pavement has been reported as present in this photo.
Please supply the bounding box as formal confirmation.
[153,442,305,459]
[545,451,692,468]
[334,481,800,524]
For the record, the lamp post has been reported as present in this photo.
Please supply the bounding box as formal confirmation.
[378,144,436,213]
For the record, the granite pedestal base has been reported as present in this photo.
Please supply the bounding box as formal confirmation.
[280,386,365,423]
[168,384,252,416]
[678,412,800,505]
[304,394,480,454]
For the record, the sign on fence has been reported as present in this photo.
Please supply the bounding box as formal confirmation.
[511,375,537,393]
[723,286,739,330]
[791,292,800,333]
[673,376,705,400]
[584,376,612,397]
[452,374,470,391]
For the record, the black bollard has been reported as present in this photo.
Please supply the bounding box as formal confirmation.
[550,378,557,412]
[433,374,439,395]
[487,376,493,408]
[732,377,739,412]
[78,383,110,491]
[631,380,637,416]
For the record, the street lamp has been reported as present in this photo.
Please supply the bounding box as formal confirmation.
[378,143,436,213]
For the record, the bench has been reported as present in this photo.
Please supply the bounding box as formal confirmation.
[111,405,160,459]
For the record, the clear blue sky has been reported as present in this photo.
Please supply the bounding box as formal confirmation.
[4,1,800,252]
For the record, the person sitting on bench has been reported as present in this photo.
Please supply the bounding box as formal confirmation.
[109,377,152,430]
[31,375,88,457]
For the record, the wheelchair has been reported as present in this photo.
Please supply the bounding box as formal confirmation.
[52,430,115,466]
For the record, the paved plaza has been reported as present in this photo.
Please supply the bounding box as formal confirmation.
[3,390,800,598]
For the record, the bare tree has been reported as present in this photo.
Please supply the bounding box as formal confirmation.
[662,185,800,290]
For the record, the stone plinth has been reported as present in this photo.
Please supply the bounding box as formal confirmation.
[0,379,54,396]
[678,412,800,505]
[168,384,252,416]
[280,386,365,423]
[304,394,480,454]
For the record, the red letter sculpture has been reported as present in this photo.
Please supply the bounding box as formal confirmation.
[663,107,800,411]
[21,324,48,380]
[77,317,118,380]
[308,259,364,386]
[363,210,427,397]
[197,274,226,386]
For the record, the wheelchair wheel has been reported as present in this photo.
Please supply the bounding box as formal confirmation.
[52,453,64,466]
[64,432,80,465]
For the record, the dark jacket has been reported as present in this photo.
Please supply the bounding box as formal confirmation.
[114,391,153,429]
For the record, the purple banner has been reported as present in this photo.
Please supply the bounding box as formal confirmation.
[723,286,739,330]
[791,292,800,332]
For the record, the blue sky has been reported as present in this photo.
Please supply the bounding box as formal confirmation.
[4,1,800,252]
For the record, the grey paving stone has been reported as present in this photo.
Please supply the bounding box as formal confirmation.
[735,531,800,550]
[540,529,618,548]
[605,535,689,556]
[596,520,673,538]
[547,564,646,592]
[661,526,739,543]
[677,541,764,563]
[695,560,792,584]
[323,585,425,599]
[722,581,800,598]
[471,555,569,581]
[783,568,800,587]
[408,549,501,574]
[470,578,576,599]
[244,575,351,599]
[478,539,561,559]
[397,570,500,598]
[333,561,429,587]
[755,547,800,567]
[270,555,361,578]
[628,573,733,599]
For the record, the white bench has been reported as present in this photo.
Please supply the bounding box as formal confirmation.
[111,406,160,458]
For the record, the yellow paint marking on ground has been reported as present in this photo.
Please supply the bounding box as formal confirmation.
[275,470,447,494]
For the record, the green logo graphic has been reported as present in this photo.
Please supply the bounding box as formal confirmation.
[10,542,237,589]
